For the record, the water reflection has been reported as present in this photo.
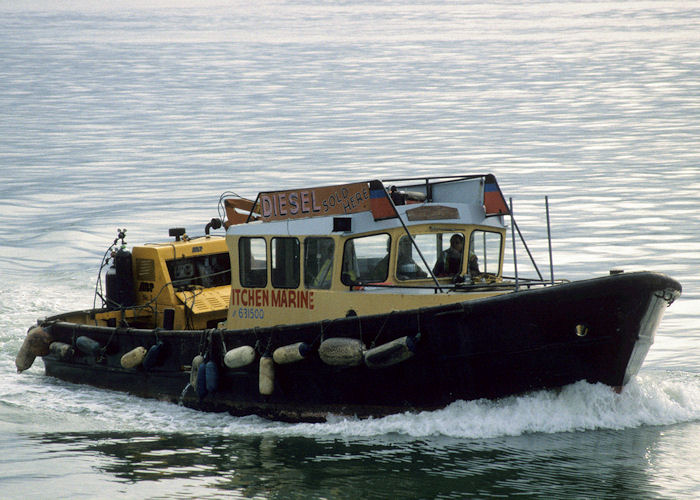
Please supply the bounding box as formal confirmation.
[23,424,699,499]
[2,1,700,498]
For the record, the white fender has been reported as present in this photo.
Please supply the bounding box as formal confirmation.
[120,346,147,369]
[224,345,256,369]
[259,356,274,395]
[190,355,205,387]
[273,342,311,364]
[319,338,365,366]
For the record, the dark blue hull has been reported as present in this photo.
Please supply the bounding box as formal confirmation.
[40,271,681,422]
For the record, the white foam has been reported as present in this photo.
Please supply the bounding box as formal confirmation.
[269,373,700,439]
[3,370,698,439]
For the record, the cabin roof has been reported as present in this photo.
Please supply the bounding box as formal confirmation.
[224,174,509,236]
[226,202,504,237]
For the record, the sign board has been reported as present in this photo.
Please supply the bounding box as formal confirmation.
[257,182,372,222]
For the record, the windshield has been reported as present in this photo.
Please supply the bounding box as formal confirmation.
[398,232,464,281]
[468,230,503,275]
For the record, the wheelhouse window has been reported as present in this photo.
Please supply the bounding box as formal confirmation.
[397,232,464,280]
[396,236,429,280]
[431,232,465,278]
[342,233,390,284]
[304,237,334,290]
[272,237,300,288]
[239,237,267,288]
[166,252,231,290]
[469,230,502,276]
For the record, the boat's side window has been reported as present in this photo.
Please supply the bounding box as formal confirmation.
[166,252,232,290]
[272,237,300,289]
[239,237,267,288]
[469,230,502,276]
[304,237,334,289]
[342,233,390,284]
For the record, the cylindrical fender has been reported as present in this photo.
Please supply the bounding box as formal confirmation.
[196,361,208,399]
[142,341,164,370]
[259,356,274,395]
[205,361,219,394]
[319,337,365,366]
[49,341,74,361]
[364,336,416,369]
[190,355,205,388]
[120,346,147,369]
[273,342,311,365]
[76,336,102,357]
[224,345,256,369]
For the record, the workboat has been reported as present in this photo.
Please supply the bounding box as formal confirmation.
[16,175,681,422]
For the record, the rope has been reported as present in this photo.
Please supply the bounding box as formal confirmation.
[219,329,227,355]
[253,327,262,356]
[204,330,212,359]
[414,310,422,344]
[357,316,363,346]
[369,311,394,349]
[101,326,119,357]
[197,329,207,355]
[263,329,273,356]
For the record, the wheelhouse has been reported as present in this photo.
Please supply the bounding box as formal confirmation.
[224,175,511,328]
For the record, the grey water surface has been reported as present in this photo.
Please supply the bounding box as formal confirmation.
[1,1,699,498]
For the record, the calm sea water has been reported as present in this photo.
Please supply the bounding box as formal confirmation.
[1,1,699,498]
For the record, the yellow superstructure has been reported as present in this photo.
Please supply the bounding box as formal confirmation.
[92,235,231,330]
[224,223,509,330]
[86,176,513,332]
